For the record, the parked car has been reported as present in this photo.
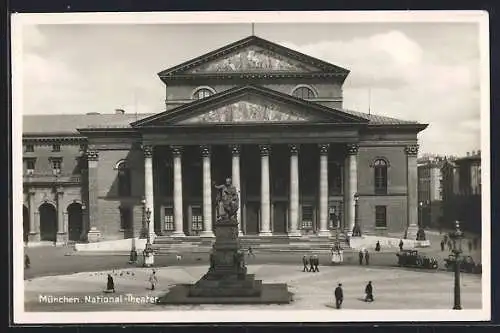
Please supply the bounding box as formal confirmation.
[444,255,482,274]
[396,249,438,269]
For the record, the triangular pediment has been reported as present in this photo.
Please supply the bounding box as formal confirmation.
[158,36,350,79]
[131,86,369,128]
[186,45,320,74]
[178,96,313,124]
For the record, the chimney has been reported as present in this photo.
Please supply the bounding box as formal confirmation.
[115,109,125,115]
[478,149,481,155]
[466,152,470,157]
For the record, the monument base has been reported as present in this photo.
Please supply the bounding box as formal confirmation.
[157,201,291,305]
[157,283,291,305]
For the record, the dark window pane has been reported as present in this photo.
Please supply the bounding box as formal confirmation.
[375,206,387,228]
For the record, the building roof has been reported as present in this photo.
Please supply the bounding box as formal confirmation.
[23,107,421,136]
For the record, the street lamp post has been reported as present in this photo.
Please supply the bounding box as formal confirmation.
[143,208,154,267]
[140,198,147,239]
[352,193,361,237]
[449,220,464,310]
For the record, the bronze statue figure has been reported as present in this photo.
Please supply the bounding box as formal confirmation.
[213,177,239,221]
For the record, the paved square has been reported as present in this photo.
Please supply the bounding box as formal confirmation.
[24,264,482,311]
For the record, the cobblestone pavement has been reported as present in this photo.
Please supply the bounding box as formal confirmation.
[23,229,483,280]
[24,264,482,312]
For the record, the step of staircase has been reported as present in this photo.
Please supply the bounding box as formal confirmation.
[152,234,349,254]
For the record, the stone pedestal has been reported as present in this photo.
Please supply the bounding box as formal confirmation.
[158,215,290,304]
[144,252,155,267]
[87,227,101,243]
[189,216,261,297]
[406,225,419,240]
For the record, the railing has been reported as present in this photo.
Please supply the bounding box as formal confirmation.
[23,172,81,184]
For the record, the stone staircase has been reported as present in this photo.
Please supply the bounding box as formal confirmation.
[152,234,350,254]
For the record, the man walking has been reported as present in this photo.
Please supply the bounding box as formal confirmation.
[309,255,315,272]
[248,246,255,258]
[440,239,445,252]
[364,281,374,302]
[24,254,31,269]
[149,270,158,291]
[399,240,404,251]
[302,255,309,272]
[364,250,370,266]
[313,255,319,272]
[358,250,364,265]
[334,283,344,309]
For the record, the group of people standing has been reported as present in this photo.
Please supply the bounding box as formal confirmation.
[334,281,374,309]
[358,249,370,265]
[302,255,320,272]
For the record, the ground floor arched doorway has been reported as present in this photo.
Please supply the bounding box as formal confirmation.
[67,202,83,241]
[23,205,29,243]
[39,203,57,242]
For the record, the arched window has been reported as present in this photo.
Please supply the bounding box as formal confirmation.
[116,161,131,197]
[292,86,316,99]
[374,159,388,194]
[192,87,215,100]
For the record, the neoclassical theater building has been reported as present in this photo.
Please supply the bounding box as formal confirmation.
[22,36,427,245]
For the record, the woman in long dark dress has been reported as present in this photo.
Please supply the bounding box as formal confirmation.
[107,274,115,292]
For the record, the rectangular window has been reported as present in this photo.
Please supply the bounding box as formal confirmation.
[301,205,313,229]
[51,159,62,175]
[52,144,61,152]
[25,158,36,175]
[375,206,387,228]
[191,206,203,234]
[25,144,34,152]
[164,207,174,231]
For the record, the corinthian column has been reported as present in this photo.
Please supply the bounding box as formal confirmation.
[405,144,419,239]
[171,146,185,236]
[345,143,359,236]
[259,144,272,236]
[200,145,214,237]
[143,145,155,239]
[231,145,243,235]
[318,144,330,237]
[288,144,301,237]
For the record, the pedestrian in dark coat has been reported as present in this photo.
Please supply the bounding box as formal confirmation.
[334,283,343,309]
[314,255,320,272]
[364,250,370,265]
[440,240,445,251]
[24,254,30,269]
[399,240,404,251]
[358,250,364,265]
[106,274,115,293]
[375,241,381,252]
[364,281,374,302]
[309,255,315,272]
[302,255,309,272]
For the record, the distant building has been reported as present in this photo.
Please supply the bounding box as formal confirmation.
[417,156,445,228]
[441,151,481,233]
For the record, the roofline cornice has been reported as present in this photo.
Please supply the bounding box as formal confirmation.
[158,35,350,81]
[22,135,87,143]
[365,123,429,132]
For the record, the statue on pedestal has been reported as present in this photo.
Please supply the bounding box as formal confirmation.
[213,178,239,221]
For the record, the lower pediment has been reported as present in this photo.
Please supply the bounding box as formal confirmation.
[131,85,369,128]
[177,96,314,125]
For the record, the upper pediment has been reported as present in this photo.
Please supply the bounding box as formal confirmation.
[158,36,350,81]
[186,45,320,74]
[131,85,368,128]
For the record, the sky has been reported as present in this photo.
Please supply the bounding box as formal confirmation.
[20,22,482,156]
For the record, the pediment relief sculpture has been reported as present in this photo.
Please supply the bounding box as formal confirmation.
[177,98,313,124]
[187,46,318,73]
